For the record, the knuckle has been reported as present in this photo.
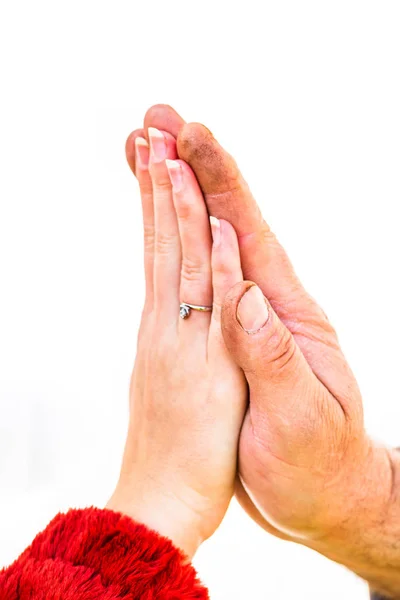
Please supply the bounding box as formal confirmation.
[211,255,229,275]
[175,200,202,225]
[143,225,155,251]
[259,221,277,245]
[139,181,153,196]
[267,327,297,374]
[174,200,192,222]
[155,232,177,255]
[181,256,208,283]
[260,220,272,237]
[149,166,172,191]
[153,178,172,192]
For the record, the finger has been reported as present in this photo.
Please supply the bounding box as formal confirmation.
[144,104,186,139]
[135,136,154,309]
[166,159,212,336]
[148,127,181,321]
[126,128,145,175]
[221,283,351,488]
[177,123,262,235]
[208,219,248,438]
[209,218,243,344]
[221,282,339,425]
[128,126,178,175]
[126,104,186,175]
[208,218,244,367]
[177,123,351,401]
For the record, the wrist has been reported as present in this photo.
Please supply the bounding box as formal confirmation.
[308,438,400,597]
[106,483,204,560]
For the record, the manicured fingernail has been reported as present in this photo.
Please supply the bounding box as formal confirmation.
[148,127,166,162]
[210,216,220,247]
[135,137,149,169]
[166,159,183,192]
[237,286,269,334]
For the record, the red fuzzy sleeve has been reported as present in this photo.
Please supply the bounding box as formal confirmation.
[0,507,209,599]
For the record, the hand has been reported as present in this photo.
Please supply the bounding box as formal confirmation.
[108,128,247,559]
[126,106,400,597]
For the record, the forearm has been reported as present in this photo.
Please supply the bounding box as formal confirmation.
[309,445,400,599]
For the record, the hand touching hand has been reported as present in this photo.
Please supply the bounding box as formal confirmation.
[125,106,400,597]
[108,129,247,559]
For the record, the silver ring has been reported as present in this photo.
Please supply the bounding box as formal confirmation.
[180,302,213,320]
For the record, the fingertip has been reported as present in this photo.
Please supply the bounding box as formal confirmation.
[177,122,214,154]
[174,158,201,181]
[221,281,257,344]
[177,123,215,170]
[126,129,145,174]
[144,104,185,138]
[210,216,220,247]
[224,281,253,310]
[147,129,178,167]
[177,123,240,196]
[135,137,149,170]
[165,159,183,193]
[163,131,178,159]
[219,219,238,241]
[168,159,204,205]
[211,219,240,260]
[236,285,270,335]
[211,220,243,316]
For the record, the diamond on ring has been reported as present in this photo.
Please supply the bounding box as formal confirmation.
[179,302,213,320]
[180,304,191,320]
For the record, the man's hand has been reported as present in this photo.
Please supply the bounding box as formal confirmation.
[126,105,400,598]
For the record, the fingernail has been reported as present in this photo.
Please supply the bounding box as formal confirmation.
[237,286,269,334]
[135,137,149,169]
[148,127,166,162]
[166,159,183,192]
[210,216,220,247]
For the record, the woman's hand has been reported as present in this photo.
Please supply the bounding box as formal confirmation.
[107,128,247,559]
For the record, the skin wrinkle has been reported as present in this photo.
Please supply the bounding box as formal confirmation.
[234,283,258,329]
[125,106,400,596]
[388,449,399,515]
[202,186,243,202]
[222,278,360,527]
[237,222,272,244]
[241,425,345,543]
[111,121,249,558]
[180,117,370,536]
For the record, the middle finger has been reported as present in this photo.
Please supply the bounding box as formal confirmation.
[148,127,181,323]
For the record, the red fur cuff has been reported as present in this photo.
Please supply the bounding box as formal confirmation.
[0,507,209,599]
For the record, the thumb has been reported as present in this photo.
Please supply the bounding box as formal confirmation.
[221,282,327,420]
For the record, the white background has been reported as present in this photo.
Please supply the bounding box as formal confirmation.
[0,1,399,598]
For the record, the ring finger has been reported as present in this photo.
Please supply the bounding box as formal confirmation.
[166,159,213,338]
